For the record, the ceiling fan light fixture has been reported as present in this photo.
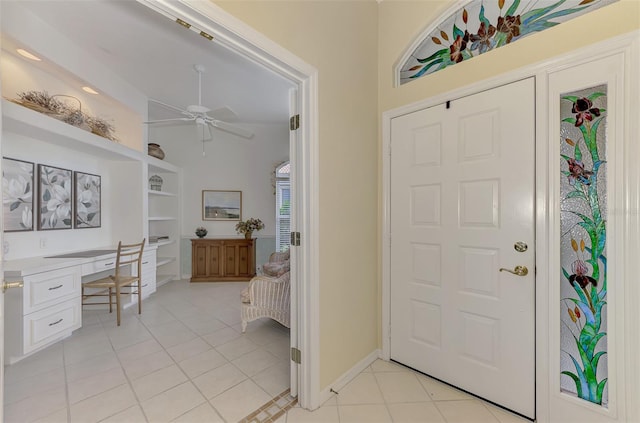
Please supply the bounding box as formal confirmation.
[187,104,210,114]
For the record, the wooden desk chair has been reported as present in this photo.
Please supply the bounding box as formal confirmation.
[81,239,145,326]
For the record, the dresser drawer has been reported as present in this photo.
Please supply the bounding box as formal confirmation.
[81,256,117,275]
[24,266,81,314]
[23,298,81,354]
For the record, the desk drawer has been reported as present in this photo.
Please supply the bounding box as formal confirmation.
[81,257,117,275]
[24,267,81,314]
[24,298,80,354]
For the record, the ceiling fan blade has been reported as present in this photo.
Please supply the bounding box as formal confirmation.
[208,106,238,121]
[148,98,191,116]
[143,117,193,124]
[209,120,254,139]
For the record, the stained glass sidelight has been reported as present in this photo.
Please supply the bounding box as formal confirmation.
[559,85,608,407]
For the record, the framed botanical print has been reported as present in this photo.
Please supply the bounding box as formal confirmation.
[74,171,101,228]
[202,190,242,221]
[2,157,34,232]
[38,164,73,230]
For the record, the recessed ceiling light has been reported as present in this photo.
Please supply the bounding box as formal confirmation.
[82,86,99,95]
[16,48,41,61]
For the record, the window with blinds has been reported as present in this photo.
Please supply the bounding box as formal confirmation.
[275,162,291,252]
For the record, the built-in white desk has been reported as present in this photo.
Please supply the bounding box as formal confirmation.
[3,246,157,364]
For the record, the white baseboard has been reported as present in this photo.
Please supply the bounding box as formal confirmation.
[318,349,382,406]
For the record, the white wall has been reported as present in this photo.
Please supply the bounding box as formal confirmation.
[0,1,148,151]
[148,123,288,239]
[2,130,143,260]
[216,0,380,390]
[0,2,150,260]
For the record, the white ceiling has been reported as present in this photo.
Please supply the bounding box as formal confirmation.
[15,0,293,125]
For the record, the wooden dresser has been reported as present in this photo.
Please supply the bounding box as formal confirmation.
[191,238,256,282]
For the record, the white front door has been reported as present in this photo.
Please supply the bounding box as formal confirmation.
[390,78,536,418]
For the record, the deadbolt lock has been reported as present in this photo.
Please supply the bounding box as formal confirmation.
[514,242,528,252]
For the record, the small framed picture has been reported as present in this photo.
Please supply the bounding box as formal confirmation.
[202,190,242,221]
[2,157,34,232]
[38,164,73,230]
[74,171,101,228]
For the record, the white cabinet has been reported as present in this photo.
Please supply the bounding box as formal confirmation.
[146,158,181,287]
[81,256,117,275]
[5,265,82,364]
[132,248,157,301]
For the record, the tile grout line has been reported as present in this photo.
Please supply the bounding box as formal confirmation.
[113,289,283,422]
[106,313,153,423]
[61,334,72,423]
[137,298,228,420]
[6,282,294,423]
[105,307,209,421]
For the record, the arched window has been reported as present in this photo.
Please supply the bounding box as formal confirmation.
[396,0,616,86]
[275,161,290,252]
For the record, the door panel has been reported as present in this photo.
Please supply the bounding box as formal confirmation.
[390,78,535,418]
[0,96,5,418]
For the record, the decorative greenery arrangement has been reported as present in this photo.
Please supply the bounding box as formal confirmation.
[14,90,67,115]
[85,114,116,140]
[235,218,264,235]
[195,226,208,238]
[8,90,117,141]
[560,88,608,405]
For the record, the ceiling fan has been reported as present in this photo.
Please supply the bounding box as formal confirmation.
[144,64,254,141]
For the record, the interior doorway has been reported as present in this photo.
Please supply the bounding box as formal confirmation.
[0,0,320,410]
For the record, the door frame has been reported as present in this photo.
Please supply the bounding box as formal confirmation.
[382,31,640,422]
[138,0,321,409]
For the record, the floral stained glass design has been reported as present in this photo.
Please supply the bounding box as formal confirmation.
[399,0,617,84]
[560,85,608,406]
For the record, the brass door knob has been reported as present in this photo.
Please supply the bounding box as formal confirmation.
[2,281,24,293]
[499,266,528,276]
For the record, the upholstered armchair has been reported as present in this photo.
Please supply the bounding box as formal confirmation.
[241,250,290,332]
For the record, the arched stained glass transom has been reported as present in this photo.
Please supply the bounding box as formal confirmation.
[397,0,618,85]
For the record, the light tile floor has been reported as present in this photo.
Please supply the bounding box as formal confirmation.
[3,280,530,423]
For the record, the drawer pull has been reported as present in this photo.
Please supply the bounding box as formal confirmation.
[142,284,148,287]
[48,318,63,327]
[142,261,149,265]
[104,262,114,266]
[48,284,63,290]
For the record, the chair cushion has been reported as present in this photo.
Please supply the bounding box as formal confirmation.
[269,250,290,263]
[263,259,290,277]
[240,287,251,303]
